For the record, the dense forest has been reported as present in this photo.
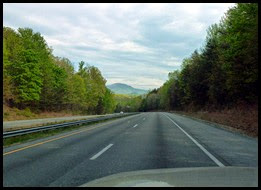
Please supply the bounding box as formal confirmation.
[139,3,258,112]
[3,3,258,120]
[3,27,116,115]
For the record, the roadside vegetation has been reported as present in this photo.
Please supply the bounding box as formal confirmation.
[3,26,116,120]
[115,3,258,137]
[3,3,257,136]
[172,103,258,137]
[114,94,143,113]
[3,104,82,121]
[138,3,258,136]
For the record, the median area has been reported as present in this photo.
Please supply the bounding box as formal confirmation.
[3,113,138,147]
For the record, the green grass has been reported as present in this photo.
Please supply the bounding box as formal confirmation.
[3,117,103,132]
[3,104,88,121]
[3,115,130,147]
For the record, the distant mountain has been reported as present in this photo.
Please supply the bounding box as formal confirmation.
[107,83,148,95]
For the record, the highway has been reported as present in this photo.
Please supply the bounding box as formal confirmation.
[3,112,258,187]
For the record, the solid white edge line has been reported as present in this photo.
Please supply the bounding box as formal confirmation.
[90,144,113,160]
[133,124,138,128]
[163,114,225,167]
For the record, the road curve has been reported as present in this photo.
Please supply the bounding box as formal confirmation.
[3,112,257,187]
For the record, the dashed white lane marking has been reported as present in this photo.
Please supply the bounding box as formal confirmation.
[133,124,138,128]
[163,114,225,167]
[90,144,113,160]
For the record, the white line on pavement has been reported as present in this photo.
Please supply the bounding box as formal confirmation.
[90,144,113,160]
[163,114,225,167]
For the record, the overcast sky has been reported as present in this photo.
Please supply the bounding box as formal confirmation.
[3,3,235,90]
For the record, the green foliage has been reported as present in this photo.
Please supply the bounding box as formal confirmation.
[66,74,87,105]
[3,39,14,102]
[3,3,257,114]
[103,88,116,113]
[9,49,43,103]
[219,3,258,103]
[86,65,107,110]
[140,3,258,111]
[76,61,107,113]
[114,94,142,112]
[3,27,24,104]
[19,107,35,117]
[3,26,117,115]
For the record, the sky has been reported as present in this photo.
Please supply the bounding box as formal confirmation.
[3,3,235,90]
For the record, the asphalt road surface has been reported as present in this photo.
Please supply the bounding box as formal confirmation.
[3,112,258,187]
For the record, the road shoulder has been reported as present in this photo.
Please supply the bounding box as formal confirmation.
[168,111,257,139]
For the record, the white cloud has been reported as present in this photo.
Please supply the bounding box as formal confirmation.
[3,3,234,89]
[163,56,182,67]
[105,41,152,53]
[163,19,206,35]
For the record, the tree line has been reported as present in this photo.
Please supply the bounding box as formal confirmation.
[3,27,116,114]
[114,94,143,113]
[3,3,258,115]
[140,3,258,112]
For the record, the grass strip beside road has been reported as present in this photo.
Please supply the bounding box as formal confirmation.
[3,114,132,148]
[3,116,104,132]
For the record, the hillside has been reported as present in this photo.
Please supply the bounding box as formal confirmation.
[107,83,148,95]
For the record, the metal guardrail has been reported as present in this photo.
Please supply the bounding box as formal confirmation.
[3,112,139,139]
